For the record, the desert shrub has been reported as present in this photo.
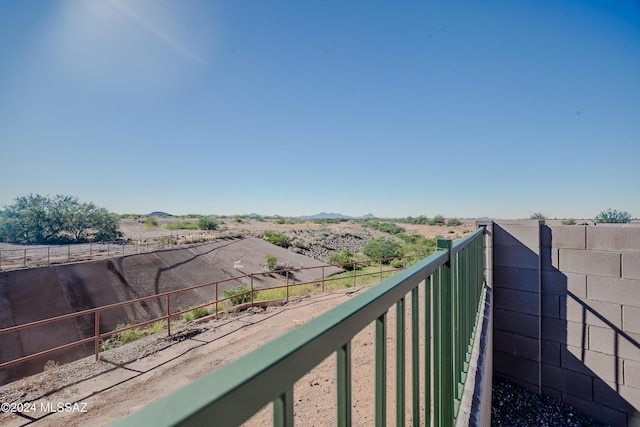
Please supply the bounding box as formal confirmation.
[595,209,631,224]
[265,255,278,270]
[274,218,286,224]
[399,234,436,258]
[275,262,294,272]
[149,321,167,334]
[529,213,547,220]
[390,259,404,269]
[405,215,429,225]
[223,285,251,305]
[100,324,146,350]
[360,220,405,235]
[446,218,462,227]
[144,217,159,227]
[313,218,345,224]
[165,221,198,230]
[182,306,210,321]
[561,218,576,225]
[291,238,310,249]
[363,237,402,263]
[428,215,446,226]
[328,250,357,268]
[197,216,218,230]
[263,230,291,247]
[0,194,122,244]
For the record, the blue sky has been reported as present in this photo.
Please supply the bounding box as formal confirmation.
[1,0,639,219]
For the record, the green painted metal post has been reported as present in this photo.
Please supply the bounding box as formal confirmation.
[437,239,453,426]
[274,388,294,427]
[411,287,420,427]
[375,312,387,427]
[396,297,405,426]
[337,342,352,427]
[425,277,432,427]
[433,268,441,426]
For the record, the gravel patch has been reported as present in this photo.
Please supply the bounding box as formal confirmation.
[492,378,609,426]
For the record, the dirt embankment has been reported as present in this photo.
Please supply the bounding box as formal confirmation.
[0,236,342,386]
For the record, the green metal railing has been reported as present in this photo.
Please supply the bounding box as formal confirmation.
[113,228,486,427]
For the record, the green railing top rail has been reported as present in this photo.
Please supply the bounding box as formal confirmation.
[113,228,485,427]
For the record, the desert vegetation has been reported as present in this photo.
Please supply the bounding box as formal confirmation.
[0,194,121,244]
[595,208,632,223]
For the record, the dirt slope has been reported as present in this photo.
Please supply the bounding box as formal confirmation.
[0,237,342,385]
[0,287,390,426]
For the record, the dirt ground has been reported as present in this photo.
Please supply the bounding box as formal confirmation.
[119,216,475,242]
[0,285,425,426]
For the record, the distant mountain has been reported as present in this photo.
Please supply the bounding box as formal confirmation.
[298,212,376,220]
[148,211,173,217]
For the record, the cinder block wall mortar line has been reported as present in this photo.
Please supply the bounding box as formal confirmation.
[620,253,622,278]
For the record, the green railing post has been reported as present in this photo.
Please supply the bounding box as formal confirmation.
[337,342,352,427]
[411,286,420,427]
[424,276,432,427]
[436,238,453,426]
[433,268,441,426]
[375,312,387,427]
[396,297,405,426]
[274,388,294,427]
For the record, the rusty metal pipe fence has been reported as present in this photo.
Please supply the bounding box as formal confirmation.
[0,231,219,271]
[0,253,425,373]
[112,228,487,427]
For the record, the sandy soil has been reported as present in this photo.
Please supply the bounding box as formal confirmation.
[0,285,425,426]
[0,217,474,271]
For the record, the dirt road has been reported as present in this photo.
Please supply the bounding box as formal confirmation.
[0,285,415,426]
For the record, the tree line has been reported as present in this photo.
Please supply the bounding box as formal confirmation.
[0,194,122,244]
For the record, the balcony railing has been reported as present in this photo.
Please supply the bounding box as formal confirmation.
[113,227,487,426]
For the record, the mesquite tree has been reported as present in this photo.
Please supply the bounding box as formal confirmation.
[0,194,122,243]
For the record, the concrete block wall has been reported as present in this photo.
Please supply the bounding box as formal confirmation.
[493,221,640,427]
[492,221,543,390]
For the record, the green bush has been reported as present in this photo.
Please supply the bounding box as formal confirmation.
[398,234,436,257]
[0,194,122,244]
[144,217,159,227]
[182,306,210,321]
[197,216,218,230]
[446,218,461,227]
[428,215,446,226]
[561,218,576,225]
[328,250,357,268]
[362,237,402,263]
[223,285,251,305]
[405,215,429,225]
[100,324,146,350]
[595,209,631,224]
[529,213,547,220]
[360,220,405,235]
[265,255,278,270]
[263,230,291,247]
[390,259,404,269]
[165,221,199,230]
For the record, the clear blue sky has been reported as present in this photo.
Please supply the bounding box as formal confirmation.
[1,1,639,219]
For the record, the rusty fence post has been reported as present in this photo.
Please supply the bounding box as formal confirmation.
[95,311,100,360]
